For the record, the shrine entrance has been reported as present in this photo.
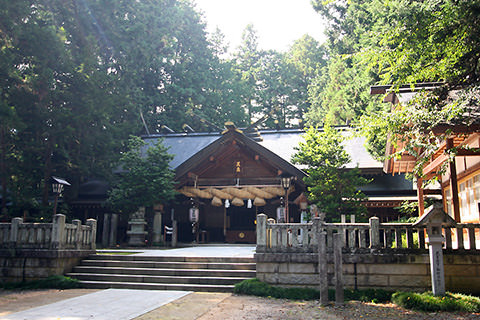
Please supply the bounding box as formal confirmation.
[225,206,257,243]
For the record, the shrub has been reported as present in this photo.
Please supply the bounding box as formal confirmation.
[234,279,393,302]
[392,291,480,312]
[2,275,81,290]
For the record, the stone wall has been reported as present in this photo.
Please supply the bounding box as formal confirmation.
[255,252,480,294]
[0,248,95,283]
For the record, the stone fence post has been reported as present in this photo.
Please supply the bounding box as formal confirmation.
[369,217,380,249]
[51,214,66,249]
[318,231,328,306]
[256,214,267,251]
[334,232,344,305]
[172,220,178,248]
[72,219,82,249]
[86,219,97,250]
[10,217,23,247]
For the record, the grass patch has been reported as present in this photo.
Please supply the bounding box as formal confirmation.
[392,291,480,312]
[1,275,81,290]
[234,278,392,302]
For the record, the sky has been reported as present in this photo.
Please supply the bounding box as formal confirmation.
[193,0,326,52]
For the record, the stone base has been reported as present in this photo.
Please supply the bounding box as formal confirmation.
[127,233,148,246]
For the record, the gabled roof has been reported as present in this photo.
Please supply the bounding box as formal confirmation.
[174,128,307,183]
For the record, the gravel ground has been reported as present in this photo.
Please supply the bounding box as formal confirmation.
[1,289,479,320]
[196,295,480,320]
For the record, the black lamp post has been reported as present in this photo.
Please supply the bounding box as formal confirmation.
[280,175,293,223]
[51,176,70,215]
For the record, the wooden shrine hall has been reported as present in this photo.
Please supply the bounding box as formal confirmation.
[140,122,415,244]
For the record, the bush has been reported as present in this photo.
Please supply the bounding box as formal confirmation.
[2,275,81,290]
[234,279,393,302]
[392,291,480,312]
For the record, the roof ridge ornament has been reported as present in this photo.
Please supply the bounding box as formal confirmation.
[222,121,243,134]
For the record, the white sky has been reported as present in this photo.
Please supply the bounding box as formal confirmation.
[193,0,326,52]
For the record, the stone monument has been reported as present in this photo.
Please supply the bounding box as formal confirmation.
[127,207,148,246]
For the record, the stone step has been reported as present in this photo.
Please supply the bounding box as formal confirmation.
[78,280,235,292]
[80,260,256,270]
[69,253,256,292]
[68,273,248,285]
[72,266,256,278]
[89,254,255,264]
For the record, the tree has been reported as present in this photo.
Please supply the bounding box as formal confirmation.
[292,125,369,221]
[108,136,176,214]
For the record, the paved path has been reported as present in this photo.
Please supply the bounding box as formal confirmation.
[2,289,190,320]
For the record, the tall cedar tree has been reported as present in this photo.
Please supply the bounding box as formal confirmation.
[108,136,175,214]
[292,126,369,221]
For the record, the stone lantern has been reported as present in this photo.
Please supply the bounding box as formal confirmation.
[413,202,457,296]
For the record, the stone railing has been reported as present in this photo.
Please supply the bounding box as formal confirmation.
[256,214,480,253]
[0,214,97,250]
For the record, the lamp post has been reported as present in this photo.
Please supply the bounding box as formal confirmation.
[280,175,293,223]
[51,176,70,216]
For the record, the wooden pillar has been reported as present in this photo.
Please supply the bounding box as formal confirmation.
[416,177,425,216]
[446,138,461,222]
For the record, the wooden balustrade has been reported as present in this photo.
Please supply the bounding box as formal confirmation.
[256,214,480,253]
[0,215,96,250]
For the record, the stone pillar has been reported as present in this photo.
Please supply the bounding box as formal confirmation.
[109,214,118,247]
[102,213,111,248]
[72,219,81,249]
[152,209,162,245]
[318,231,328,306]
[10,217,23,246]
[51,214,66,249]
[369,217,380,249]
[428,233,446,296]
[334,232,344,305]
[172,220,178,248]
[256,214,267,251]
[86,218,97,250]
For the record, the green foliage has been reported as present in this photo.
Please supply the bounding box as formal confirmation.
[292,125,369,221]
[392,291,480,312]
[2,275,81,290]
[365,84,479,181]
[234,278,393,302]
[311,0,480,166]
[107,136,175,214]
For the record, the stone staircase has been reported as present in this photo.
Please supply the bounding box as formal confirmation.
[67,254,256,292]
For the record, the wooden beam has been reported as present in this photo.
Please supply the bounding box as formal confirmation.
[446,138,461,222]
[417,177,425,217]
[432,124,480,135]
[422,153,448,175]
[455,149,480,156]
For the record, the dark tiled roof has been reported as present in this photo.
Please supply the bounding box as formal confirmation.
[142,127,382,171]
